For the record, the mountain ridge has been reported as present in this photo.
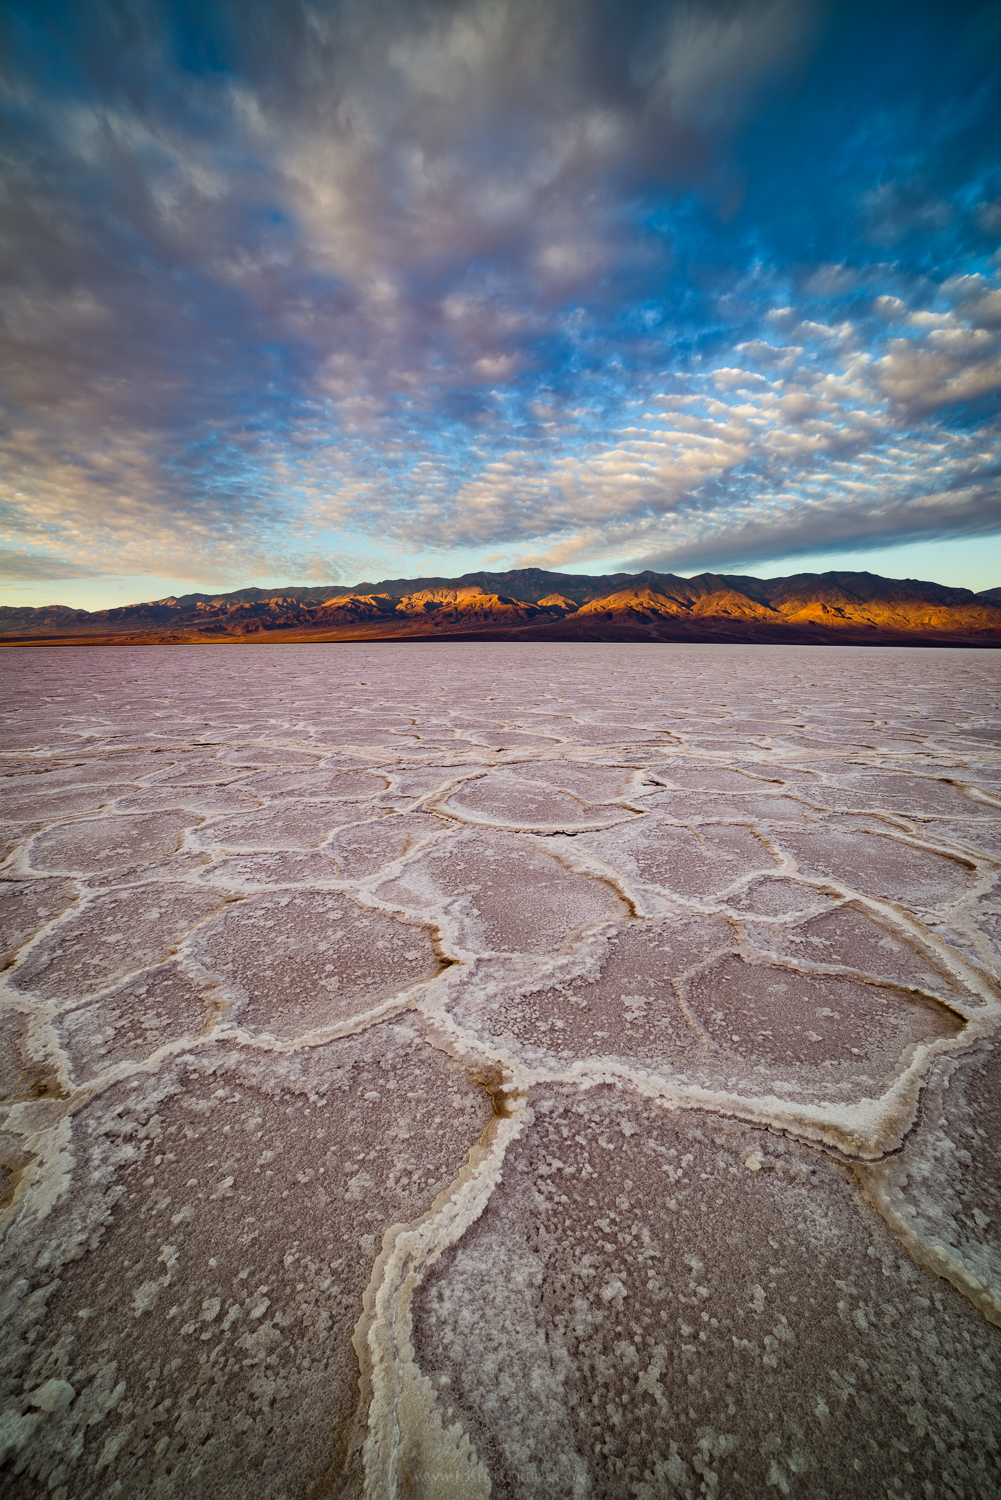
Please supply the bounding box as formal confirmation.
[2,568,1000,647]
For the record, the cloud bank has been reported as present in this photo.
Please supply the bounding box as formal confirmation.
[1,0,999,583]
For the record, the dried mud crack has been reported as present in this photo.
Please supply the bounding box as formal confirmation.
[0,640,999,1499]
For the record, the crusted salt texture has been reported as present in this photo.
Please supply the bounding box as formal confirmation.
[0,640,998,1499]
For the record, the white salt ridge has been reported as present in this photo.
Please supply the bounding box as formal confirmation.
[0,642,999,1497]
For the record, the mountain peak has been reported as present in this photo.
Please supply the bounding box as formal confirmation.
[2,568,999,647]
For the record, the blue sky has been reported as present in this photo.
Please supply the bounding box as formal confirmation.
[2,0,1000,607]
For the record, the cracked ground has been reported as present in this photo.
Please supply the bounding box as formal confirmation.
[1,640,999,1499]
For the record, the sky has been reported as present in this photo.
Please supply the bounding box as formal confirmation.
[2,0,1000,609]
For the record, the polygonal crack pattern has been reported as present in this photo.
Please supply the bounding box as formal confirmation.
[0,641,999,1500]
[413,1088,1001,1500]
[0,1031,491,1499]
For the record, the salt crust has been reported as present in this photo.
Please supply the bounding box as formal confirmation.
[0,641,998,1498]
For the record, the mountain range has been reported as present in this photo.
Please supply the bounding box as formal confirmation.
[2,569,1001,647]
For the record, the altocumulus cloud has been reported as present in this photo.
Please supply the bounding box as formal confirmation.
[1,0,999,583]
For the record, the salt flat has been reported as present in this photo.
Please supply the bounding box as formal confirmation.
[0,641,999,1499]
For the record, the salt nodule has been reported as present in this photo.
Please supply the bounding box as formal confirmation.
[0,642,998,1498]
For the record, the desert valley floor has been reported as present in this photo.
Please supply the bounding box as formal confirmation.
[0,641,999,1500]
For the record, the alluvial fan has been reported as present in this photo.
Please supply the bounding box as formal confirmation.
[0,641,999,1499]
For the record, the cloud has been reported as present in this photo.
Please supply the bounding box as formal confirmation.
[860,182,953,246]
[0,551,104,583]
[802,263,857,297]
[620,482,1001,575]
[486,294,1001,573]
[0,0,999,586]
[873,285,1001,412]
[875,338,1001,412]
[0,1,820,565]
[636,0,818,129]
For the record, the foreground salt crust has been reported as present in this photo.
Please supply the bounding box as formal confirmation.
[0,641,999,1499]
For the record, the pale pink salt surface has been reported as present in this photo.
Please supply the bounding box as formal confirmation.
[0,642,998,1499]
[414,1089,1001,1500]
